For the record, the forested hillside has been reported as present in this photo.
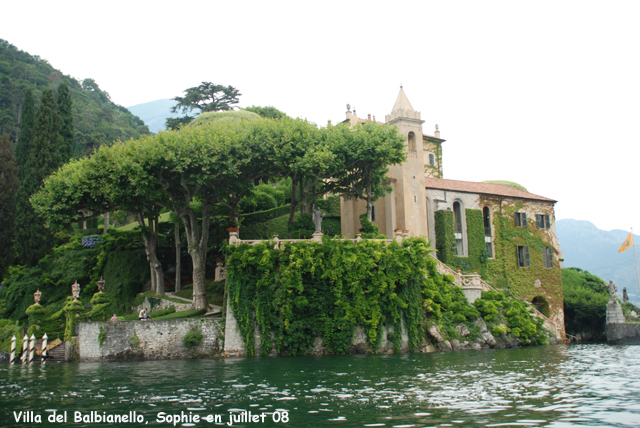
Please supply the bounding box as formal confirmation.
[0,39,149,156]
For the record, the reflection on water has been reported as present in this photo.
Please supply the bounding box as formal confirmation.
[1,344,639,427]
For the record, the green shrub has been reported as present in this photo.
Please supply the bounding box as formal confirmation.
[358,213,378,235]
[0,319,24,352]
[155,308,207,320]
[183,329,204,347]
[289,213,314,239]
[492,325,507,335]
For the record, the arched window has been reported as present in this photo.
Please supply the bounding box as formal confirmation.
[408,132,416,150]
[483,206,493,258]
[453,201,464,256]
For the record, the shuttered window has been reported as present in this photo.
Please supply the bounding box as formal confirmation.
[543,247,554,268]
[515,212,527,227]
[536,214,551,229]
[517,245,530,267]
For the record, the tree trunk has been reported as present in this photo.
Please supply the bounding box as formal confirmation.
[190,249,208,310]
[103,212,110,233]
[288,173,298,237]
[135,213,165,295]
[174,221,181,293]
[149,264,156,292]
[180,206,211,311]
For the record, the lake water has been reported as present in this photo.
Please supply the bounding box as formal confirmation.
[1,344,639,427]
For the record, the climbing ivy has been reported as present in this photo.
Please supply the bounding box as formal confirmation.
[226,237,475,357]
[434,210,455,265]
[434,209,487,273]
[484,198,563,328]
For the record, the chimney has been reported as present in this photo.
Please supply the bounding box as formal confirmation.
[435,124,440,139]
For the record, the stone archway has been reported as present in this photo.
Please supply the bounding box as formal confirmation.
[532,296,550,317]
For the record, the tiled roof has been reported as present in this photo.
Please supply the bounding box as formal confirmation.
[424,177,556,203]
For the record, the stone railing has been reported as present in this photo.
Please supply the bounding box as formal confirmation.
[430,254,561,338]
[229,229,412,247]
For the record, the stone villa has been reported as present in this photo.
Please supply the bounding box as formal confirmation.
[340,88,565,336]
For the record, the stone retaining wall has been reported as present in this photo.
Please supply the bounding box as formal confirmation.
[222,301,530,356]
[606,323,640,345]
[78,319,222,362]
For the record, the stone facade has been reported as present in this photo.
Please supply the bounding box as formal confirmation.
[340,88,565,337]
[78,319,222,362]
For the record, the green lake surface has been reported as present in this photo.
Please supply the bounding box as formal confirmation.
[1,344,639,427]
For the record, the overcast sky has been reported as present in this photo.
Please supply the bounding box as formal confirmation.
[4,1,639,232]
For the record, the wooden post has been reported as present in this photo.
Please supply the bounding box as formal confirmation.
[10,335,16,365]
[41,333,48,364]
[28,334,35,364]
[21,334,28,364]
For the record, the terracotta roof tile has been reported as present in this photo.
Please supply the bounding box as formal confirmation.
[424,177,556,203]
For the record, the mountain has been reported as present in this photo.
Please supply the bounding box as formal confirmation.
[127,99,192,134]
[0,39,149,156]
[557,219,639,303]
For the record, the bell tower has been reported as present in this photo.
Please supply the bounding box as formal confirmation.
[384,87,428,237]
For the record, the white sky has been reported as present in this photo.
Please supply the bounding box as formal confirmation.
[3,1,640,232]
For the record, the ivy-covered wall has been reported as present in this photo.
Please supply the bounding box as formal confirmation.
[434,210,455,265]
[226,237,485,357]
[483,198,564,331]
[434,209,488,275]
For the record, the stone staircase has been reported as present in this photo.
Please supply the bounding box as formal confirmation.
[430,254,562,339]
[46,343,66,362]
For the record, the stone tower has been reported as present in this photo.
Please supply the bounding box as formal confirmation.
[384,87,429,237]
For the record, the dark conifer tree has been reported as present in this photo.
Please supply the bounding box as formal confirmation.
[0,133,19,280]
[14,90,63,266]
[15,89,34,181]
[57,83,74,163]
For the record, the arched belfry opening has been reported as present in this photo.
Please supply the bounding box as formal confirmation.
[408,131,416,151]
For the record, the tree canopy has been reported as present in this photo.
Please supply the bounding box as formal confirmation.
[167,82,242,130]
[33,117,406,309]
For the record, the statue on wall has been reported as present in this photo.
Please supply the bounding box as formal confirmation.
[312,205,324,233]
[623,287,629,303]
[608,280,617,301]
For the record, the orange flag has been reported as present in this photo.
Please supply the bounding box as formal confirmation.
[619,233,633,253]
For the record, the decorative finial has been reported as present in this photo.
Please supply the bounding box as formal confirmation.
[346,104,351,111]
[400,83,403,89]
[33,289,41,306]
[97,277,105,293]
[435,124,439,131]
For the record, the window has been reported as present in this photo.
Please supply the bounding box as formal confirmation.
[517,245,530,267]
[483,207,493,258]
[536,214,551,229]
[429,153,435,166]
[371,205,376,222]
[408,132,416,150]
[453,201,464,256]
[515,212,527,227]
[543,247,554,268]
